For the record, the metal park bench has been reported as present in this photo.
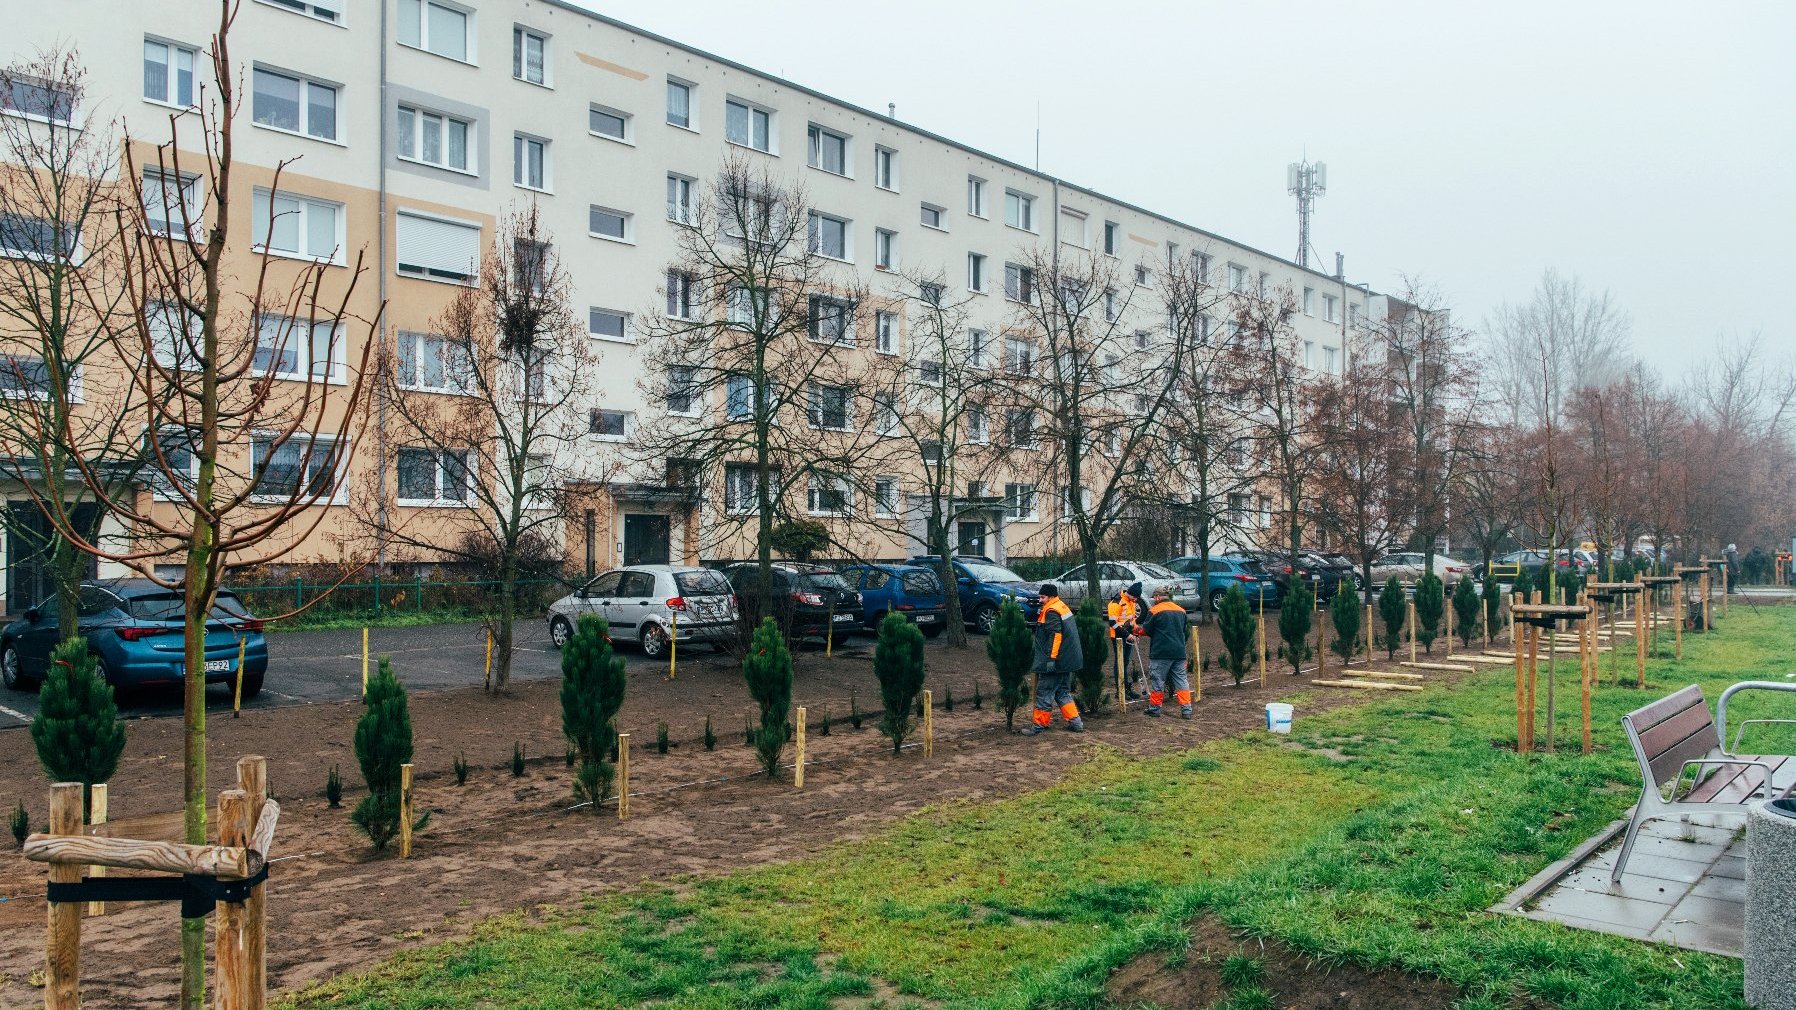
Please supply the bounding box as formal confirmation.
[1613,682,1796,882]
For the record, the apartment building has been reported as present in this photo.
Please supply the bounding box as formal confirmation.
[2,0,1375,598]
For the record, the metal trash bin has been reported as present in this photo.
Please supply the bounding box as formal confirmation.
[1747,798,1796,1009]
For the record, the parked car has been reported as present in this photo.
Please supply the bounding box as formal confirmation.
[907,556,1041,634]
[1166,555,1281,611]
[1049,560,1201,612]
[548,564,738,656]
[1,579,269,697]
[839,563,948,637]
[1371,552,1474,586]
[1232,549,1321,598]
[1312,553,1365,592]
[1299,552,1354,602]
[720,562,861,641]
[1471,549,1581,584]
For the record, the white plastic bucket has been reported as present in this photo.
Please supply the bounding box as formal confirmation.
[1265,702,1294,734]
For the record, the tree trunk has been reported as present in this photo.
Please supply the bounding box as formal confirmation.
[494,551,516,691]
[930,514,967,647]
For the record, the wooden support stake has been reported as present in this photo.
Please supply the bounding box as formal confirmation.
[1675,580,1684,659]
[399,763,414,858]
[617,733,630,818]
[1114,639,1127,712]
[25,834,253,877]
[1257,595,1266,687]
[86,782,106,917]
[1701,572,1711,632]
[216,789,251,1010]
[1342,669,1426,681]
[1364,603,1373,664]
[1408,600,1417,663]
[922,689,934,757]
[1317,603,1327,678]
[46,782,80,1010]
[483,628,493,691]
[1188,625,1202,702]
[1513,595,1524,753]
[1723,565,1729,617]
[240,753,274,1010]
[1635,572,1647,687]
[361,627,369,698]
[1526,590,1540,752]
[794,706,806,788]
[669,609,677,680]
[1312,679,1423,692]
[1579,595,1592,756]
[1445,599,1453,657]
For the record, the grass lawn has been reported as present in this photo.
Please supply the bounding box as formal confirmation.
[289,607,1794,1010]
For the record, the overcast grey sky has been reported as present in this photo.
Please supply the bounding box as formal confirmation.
[583,0,1792,372]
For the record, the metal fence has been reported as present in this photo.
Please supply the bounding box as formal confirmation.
[228,576,571,623]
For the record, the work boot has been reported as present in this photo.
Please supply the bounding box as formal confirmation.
[1019,723,1046,736]
[1125,687,1143,700]
[1145,705,1162,717]
[1066,717,1086,733]
[1180,706,1193,719]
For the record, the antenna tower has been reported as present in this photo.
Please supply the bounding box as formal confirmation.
[1287,158,1327,268]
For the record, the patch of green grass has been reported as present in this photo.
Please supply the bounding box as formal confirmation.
[288,609,1795,1010]
[1218,953,1263,990]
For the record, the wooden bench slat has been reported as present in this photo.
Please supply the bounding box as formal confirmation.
[1636,704,1717,763]
[1687,764,1768,804]
[1650,727,1724,787]
[1627,684,1707,732]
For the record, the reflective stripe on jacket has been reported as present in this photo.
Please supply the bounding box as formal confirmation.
[1138,600,1189,661]
[1033,597,1083,673]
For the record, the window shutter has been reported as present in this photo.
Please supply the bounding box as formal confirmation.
[396,212,480,281]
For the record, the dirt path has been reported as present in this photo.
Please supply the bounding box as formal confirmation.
[0,628,1472,1008]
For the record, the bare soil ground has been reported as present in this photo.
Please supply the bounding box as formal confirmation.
[0,626,1475,1009]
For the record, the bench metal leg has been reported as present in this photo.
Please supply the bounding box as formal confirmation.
[1611,808,1651,884]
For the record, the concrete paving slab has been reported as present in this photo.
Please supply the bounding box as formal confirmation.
[1689,873,1749,903]
[1616,851,1721,885]
[1532,890,1674,934]
[1553,865,1681,903]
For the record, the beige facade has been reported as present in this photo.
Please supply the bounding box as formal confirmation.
[4,0,1381,586]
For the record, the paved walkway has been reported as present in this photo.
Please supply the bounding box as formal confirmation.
[1497,814,1744,957]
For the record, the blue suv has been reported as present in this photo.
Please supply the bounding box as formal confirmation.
[839,563,949,637]
[907,556,1041,634]
[1165,555,1282,612]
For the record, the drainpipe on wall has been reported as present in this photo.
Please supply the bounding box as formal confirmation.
[374,0,391,569]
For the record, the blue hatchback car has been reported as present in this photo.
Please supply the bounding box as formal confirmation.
[840,564,949,637]
[1165,555,1282,612]
[0,580,269,698]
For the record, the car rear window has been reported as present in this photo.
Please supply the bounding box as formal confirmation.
[128,592,252,622]
[797,572,851,593]
[900,570,941,594]
[674,570,732,597]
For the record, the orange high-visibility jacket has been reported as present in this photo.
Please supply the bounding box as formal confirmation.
[1032,597,1083,673]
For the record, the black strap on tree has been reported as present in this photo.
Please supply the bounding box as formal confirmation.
[47,863,269,919]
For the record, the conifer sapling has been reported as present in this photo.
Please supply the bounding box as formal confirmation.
[325,764,342,807]
[1329,586,1361,664]
[1073,599,1110,712]
[1415,573,1444,653]
[30,637,125,817]
[1217,584,1256,686]
[561,614,627,811]
[1278,581,1315,675]
[703,714,717,751]
[874,612,927,755]
[1452,577,1480,646]
[985,599,1031,729]
[350,657,414,851]
[11,800,28,848]
[1378,577,1406,659]
[742,618,794,777]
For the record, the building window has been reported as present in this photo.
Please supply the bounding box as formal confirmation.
[512,26,547,85]
[873,391,899,435]
[588,205,631,243]
[666,78,693,128]
[1348,302,1361,326]
[1101,221,1120,255]
[1193,252,1211,282]
[1004,409,1035,448]
[1134,265,1152,288]
[143,426,199,500]
[872,228,896,270]
[512,238,549,294]
[666,174,695,224]
[807,294,853,345]
[1323,293,1340,322]
[589,104,629,142]
[252,433,343,501]
[874,476,899,517]
[1060,208,1087,248]
[396,447,470,504]
[251,67,336,141]
[252,188,342,262]
[399,0,471,61]
[807,212,848,260]
[1003,262,1035,303]
[807,383,851,430]
[395,210,479,283]
[966,252,987,292]
[967,405,988,444]
[1133,330,1150,351]
[1004,335,1033,376]
[967,328,989,368]
[143,39,197,107]
[1257,271,1271,298]
[807,473,851,516]
[1003,190,1035,231]
[665,270,696,319]
[724,374,753,420]
[1062,485,1093,517]
[1322,345,1339,374]
[589,408,632,441]
[662,365,697,416]
[921,282,944,307]
[2,76,75,124]
[588,307,629,342]
[258,0,342,22]
[724,462,774,514]
[1103,288,1119,322]
[1302,286,1315,316]
[146,301,201,370]
[1004,483,1037,521]
[142,170,202,239]
[1103,353,1122,384]
[253,312,342,382]
[1227,262,1248,292]
[397,105,472,172]
[807,124,848,175]
[0,354,52,400]
[919,203,945,230]
[916,357,942,387]
[396,330,472,393]
[967,176,987,217]
[874,311,897,354]
[513,134,549,190]
[725,99,772,152]
[874,146,898,191]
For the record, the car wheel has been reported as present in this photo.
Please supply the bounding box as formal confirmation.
[1,644,31,691]
[640,622,669,658]
[1209,589,1228,612]
[867,609,887,631]
[238,669,264,700]
[970,605,998,635]
[549,616,573,649]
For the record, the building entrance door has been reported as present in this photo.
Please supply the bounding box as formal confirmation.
[6,501,100,614]
[956,521,988,558]
[623,513,672,566]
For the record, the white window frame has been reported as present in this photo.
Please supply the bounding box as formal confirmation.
[874,146,899,191]
[1004,483,1038,522]
[254,0,344,24]
[967,405,989,444]
[665,270,696,320]
[143,425,200,502]
[1102,221,1120,255]
[874,228,897,270]
[396,104,474,174]
[724,375,754,422]
[0,75,76,126]
[807,211,850,262]
[806,473,852,517]
[250,432,348,505]
[588,204,633,244]
[807,382,853,431]
[398,0,475,64]
[588,307,631,344]
[807,294,854,346]
[664,364,699,417]
[588,103,631,144]
[666,78,695,130]
[1004,408,1037,449]
[0,353,55,402]
[873,390,899,435]
[143,169,203,241]
[253,312,344,383]
[395,330,474,394]
[1004,335,1034,376]
[1227,262,1248,292]
[723,462,773,515]
[806,123,850,176]
[250,66,338,142]
[142,38,198,109]
[512,25,549,86]
[1059,208,1088,248]
[589,408,634,443]
[967,252,987,293]
[874,310,898,355]
[1003,189,1036,232]
[512,133,550,192]
[395,447,473,507]
[395,209,480,284]
[967,176,987,218]
[666,173,695,224]
[919,203,946,231]
[967,328,989,369]
[1135,265,1153,288]
[1302,286,1316,316]
[1003,262,1035,304]
[1323,293,1340,323]
[725,98,775,153]
[251,187,344,264]
[873,476,900,518]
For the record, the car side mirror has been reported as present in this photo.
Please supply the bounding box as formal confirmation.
[958,577,973,585]
[576,588,588,599]
[23,607,38,623]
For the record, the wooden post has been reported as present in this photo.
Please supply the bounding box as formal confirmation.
[1445,596,1453,657]
[1675,578,1684,659]
[1579,596,1592,755]
[1701,572,1711,632]
[86,782,107,917]
[46,782,81,1010]
[361,627,369,697]
[1364,603,1373,664]
[1407,600,1417,663]
[233,636,249,717]
[216,788,251,1010]
[1635,574,1647,688]
[1512,595,1525,753]
[616,733,630,819]
[922,689,934,757]
[825,608,833,658]
[794,706,806,788]
[1114,639,1127,712]
[669,609,677,680]
[1526,590,1539,752]
[1257,594,1266,687]
[399,763,414,858]
[1722,564,1729,617]
[1188,625,1202,702]
[237,756,268,1007]
[483,628,493,690]
[1317,603,1327,678]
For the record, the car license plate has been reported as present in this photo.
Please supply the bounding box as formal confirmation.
[834,612,857,622]
[204,659,232,673]
[914,614,936,623]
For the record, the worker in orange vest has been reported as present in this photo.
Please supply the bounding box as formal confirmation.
[1023,584,1085,735]
[1134,585,1193,718]
[1107,581,1144,699]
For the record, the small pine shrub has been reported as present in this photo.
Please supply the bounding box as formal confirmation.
[849,689,862,729]
[1483,575,1504,637]
[1073,599,1110,712]
[703,715,717,751]
[452,752,469,786]
[511,742,526,777]
[561,613,626,811]
[1278,580,1315,674]
[874,612,927,755]
[325,764,342,808]
[972,681,983,710]
[1378,577,1406,659]
[1452,577,1480,646]
[1329,586,1361,664]
[742,618,795,777]
[942,686,954,712]
[985,599,1031,729]
[1510,567,1533,601]
[10,799,27,847]
[656,721,670,755]
[1415,573,1444,653]
[820,709,832,736]
[350,657,413,852]
[31,637,125,817]
[1217,584,1256,685]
